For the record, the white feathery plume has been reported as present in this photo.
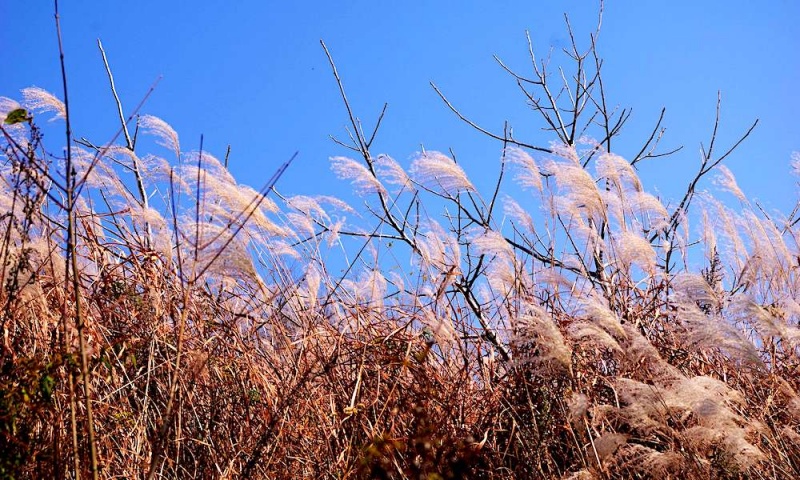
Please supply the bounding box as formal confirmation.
[714,165,747,203]
[485,257,518,298]
[506,147,543,191]
[739,210,780,275]
[315,195,357,215]
[599,189,626,234]
[386,271,406,296]
[442,228,462,273]
[700,209,718,258]
[760,214,793,267]
[262,239,300,259]
[563,470,594,480]
[238,184,279,213]
[140,115,180,158]
[552,196,604,250]
[106,145,162,187]
[0,192,15,224]
[285,212,315,238]
[731,297,800,349]
[416,229,445,272]
[577,135,600,146]
[745,212,793,275]
[562,254,589,274]
[75,197,104,240]
[580,296,627,341]
[420,302,456,345]
[326,218,345,247]
[678,377,765,468]
[197,173,285,237]
[168,164,192,195]
[567,393,590,424]
[546,160,605,220]
[550,141,580,164]
[193,227,259,281]
[180,151,234,185]
[614,230,657,273]
[415,221,460,273]
[238,184,280,213]
[304,264,322,309]
[330,156,386,196]
[375,154,413,190]
[287,195,328,220]
[128,203,173,254]
[593,433,628,460]
[614,375,765,470]
[73,146,122,193]
[470,229,514,262]
[140,153,172,182]
[672,276,762,364]
[782,298,800,324]
[512,307,572,372]
[569,321,623,354]
[595,152,642,192]
[0,97,22,121]
[673,209,690,263]
[0,98,28,145]
[342,270,387,311]
[792,151,800,176]
[628,191,669,230]
[410,151,475,194]
[619,325,679,379]
[536,267,573,291]
[129,204,168,233]
[21,87,66,121]
[503,197,536,234]
[418,284,436,300]
[671,273,717,307]
[702,195,746,265]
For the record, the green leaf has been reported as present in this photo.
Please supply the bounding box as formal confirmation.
[39,375,55,401]
[4,108,30,125]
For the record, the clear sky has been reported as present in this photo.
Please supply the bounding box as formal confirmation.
[2,1,799,217]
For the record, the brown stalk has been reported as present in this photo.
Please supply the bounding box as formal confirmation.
[54,1,99,478]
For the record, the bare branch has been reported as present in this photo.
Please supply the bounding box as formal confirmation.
[430,82,551,153]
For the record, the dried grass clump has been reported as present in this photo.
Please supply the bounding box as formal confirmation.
[2,15,800,480]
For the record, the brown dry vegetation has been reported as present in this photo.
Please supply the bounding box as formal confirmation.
[1,6,799,480]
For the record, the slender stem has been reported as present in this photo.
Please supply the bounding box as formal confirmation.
[98,39,152,244]
[55,1,99,478]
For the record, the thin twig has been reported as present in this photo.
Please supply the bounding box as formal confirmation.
[431,82,551,154]
[55,1,99,478]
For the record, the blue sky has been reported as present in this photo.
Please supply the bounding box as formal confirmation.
[2,1,798,217]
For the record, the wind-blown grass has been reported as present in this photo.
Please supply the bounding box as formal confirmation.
[1,21,799,480]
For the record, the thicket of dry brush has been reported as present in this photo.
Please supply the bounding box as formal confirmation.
[1,7,799,480]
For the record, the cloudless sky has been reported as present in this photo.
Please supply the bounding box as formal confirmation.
[2,1,799,219]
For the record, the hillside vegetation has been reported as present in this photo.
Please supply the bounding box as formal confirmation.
[1,9,799,480]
